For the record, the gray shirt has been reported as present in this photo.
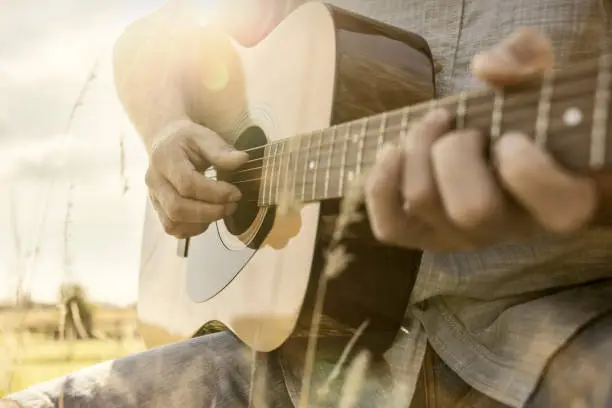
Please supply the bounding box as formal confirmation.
[278,1,612,407]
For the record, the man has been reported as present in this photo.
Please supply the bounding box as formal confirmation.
[5,0,612,406]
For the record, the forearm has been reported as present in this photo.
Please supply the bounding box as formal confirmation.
[112,0,296,154]
[112,2,203,154]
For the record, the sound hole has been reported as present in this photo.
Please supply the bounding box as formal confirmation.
[220,126,274,247]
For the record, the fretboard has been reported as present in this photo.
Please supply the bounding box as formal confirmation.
[248,52,612,207]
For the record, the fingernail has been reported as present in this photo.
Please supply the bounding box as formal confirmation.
[224,203,238,216]
[228,189,242,202]
[495,132,531,157]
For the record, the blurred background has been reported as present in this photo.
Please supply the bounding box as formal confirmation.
[0,0,210,395]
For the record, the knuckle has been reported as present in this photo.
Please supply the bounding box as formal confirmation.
[174,173,197,197]
[166,200,187,221]
[150,146,167,168]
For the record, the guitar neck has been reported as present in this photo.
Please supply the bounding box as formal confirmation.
[252,52,612,207]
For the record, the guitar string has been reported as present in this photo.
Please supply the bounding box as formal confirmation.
[208,84,598,189]
[226,114,603,205]
[228,74,597,175]
[218,57,599,161]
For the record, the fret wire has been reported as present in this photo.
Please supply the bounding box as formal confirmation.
[237,56,600,163]
[301,133,312,201]
[377,112,387,154]
[356,117,368,176]
[338,123,350,195]
[590,52,612,168]
[457,92,467,129]
[277,141,286,204]
[535,71,555,148]
[312,131,322,200]
[491,89,504,141]
[283,139,293,203]
[237,111,605,195]
[324,126,336,198]
[242,72,595,170]
[291,135,301,201]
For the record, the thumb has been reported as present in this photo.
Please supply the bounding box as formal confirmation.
[471,27,554,87]
[191,123,249,171]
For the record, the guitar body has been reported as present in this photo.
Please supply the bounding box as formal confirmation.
[137,2,435,352]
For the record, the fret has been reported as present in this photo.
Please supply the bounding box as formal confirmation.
[301,131,313,201]
[267,143,278,205]
[276,141,286,204]
[356,118,367,177]
[457,92,467,129]
[590,52,612,169]
[535,71,554,148]
[491,89,504,141]
[377,112,388,155]
[324,127,336,198]
[311,131,322,200]
[291,135,302,201]
[338,123,350,196]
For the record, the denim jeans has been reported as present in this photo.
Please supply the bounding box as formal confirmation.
[5,312,612,408]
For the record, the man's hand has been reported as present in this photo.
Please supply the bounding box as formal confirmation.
[364,28,598,252]
[146,120,248,238]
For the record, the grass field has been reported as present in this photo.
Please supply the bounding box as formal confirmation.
[0,304,146,398]
[0,334,146,397]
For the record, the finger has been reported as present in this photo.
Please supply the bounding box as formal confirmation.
[151,159,242,203]
[400,110,478,249]
[401,109,451,220]
[153,198,211,239]
[152,174,238,224]
[431,129,535,241]
[155,119,249,171]
[494,132,597,234]
[471,27,554,86]
[186,123,249,171]
[365,144,415,247]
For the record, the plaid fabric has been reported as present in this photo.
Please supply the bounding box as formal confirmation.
[277,1,612,407]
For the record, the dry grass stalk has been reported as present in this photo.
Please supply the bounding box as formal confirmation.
[316,319,370,400]
[297,174,369,407]
[338,350,370,408]
[2,61,100,397]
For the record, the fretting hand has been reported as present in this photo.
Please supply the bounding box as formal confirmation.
[364,28,598,252]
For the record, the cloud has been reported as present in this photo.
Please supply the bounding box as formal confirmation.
[0,0,169,305]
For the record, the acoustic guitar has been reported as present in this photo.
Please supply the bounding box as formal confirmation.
[136,1,612,353]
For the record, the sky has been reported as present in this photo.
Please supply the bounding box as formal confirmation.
[0,0,188,306]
